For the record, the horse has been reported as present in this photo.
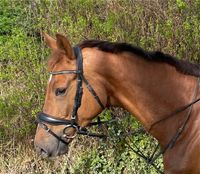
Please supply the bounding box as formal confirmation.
[34,33,200,174]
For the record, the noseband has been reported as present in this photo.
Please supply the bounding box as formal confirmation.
[36,46,107,145]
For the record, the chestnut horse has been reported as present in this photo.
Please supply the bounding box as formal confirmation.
[34,33,200,174]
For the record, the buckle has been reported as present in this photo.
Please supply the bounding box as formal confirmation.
[62,124,79,139]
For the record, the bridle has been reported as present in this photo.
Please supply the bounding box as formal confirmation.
[36,46,108,145]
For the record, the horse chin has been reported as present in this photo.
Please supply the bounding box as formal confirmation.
[56,144,69,157]
[40,145,69,158]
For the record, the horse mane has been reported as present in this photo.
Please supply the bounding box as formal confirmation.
[79,40,200,77]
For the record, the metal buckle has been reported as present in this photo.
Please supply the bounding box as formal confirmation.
[62,124,79,139]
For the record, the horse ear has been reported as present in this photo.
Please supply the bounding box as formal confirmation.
[56,33,75,60]
[42,32,57,50]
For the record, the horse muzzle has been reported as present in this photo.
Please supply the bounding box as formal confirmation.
[34,125,71,157]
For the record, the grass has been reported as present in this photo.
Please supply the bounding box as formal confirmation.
[1,0,199,173]
[0,137,96,174]
[0,115,163,174]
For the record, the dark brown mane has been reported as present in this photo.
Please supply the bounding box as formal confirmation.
[79,40,200,77]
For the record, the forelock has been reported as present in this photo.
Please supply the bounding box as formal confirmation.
[47,50,65,71]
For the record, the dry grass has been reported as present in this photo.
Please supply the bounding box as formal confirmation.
[0,139,65,174]
[0,136,100,174]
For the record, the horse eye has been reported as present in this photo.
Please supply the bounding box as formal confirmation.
[55,88,67,96]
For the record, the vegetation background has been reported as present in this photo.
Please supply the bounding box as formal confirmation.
[0,0,199,173]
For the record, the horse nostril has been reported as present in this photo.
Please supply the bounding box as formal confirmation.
[40,148,51,158]
[35,145,50,157]
[40,148,47,154]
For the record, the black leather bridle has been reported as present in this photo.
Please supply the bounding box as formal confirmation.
[36,46,108,145]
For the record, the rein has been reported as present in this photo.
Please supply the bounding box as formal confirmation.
[124,77,200,174]
[36,46,200,173]
[146,77,200,165]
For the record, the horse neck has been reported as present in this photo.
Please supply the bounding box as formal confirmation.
[96,51,197,146]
